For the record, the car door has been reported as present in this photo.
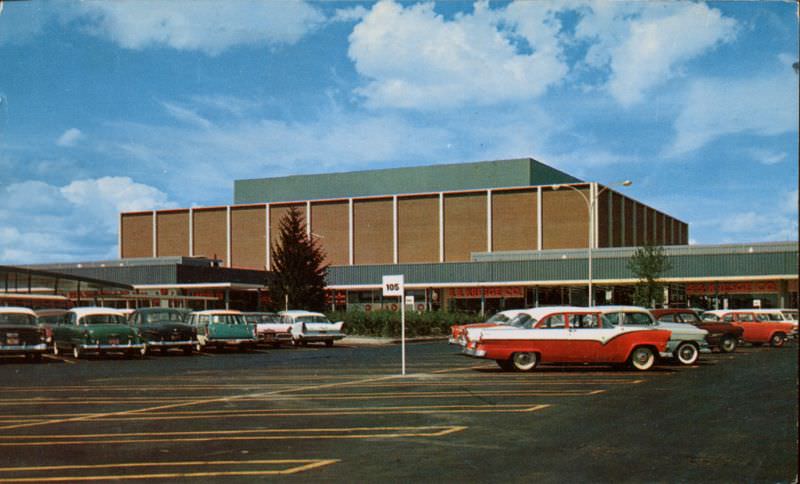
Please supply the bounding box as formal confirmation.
[534,313,570,362]
[566,312,604,362]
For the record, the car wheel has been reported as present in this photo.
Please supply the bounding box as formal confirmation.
[496,359,514,371]
[719,335,737,353]
[511,352,538,372]
[72,345,81,359]
[325,340,334,347]
[629,347,655,371]
[770,333,786,348]
[195,342,204,353]
[183,346,193,356]
[675,342,699,365]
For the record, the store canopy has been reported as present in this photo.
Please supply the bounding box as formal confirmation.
[0,265,133,295]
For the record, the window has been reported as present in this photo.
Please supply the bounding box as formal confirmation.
[737,313,755,322]
[678,312,701,324]
[658,313,677,322]
[569,314,599,329]
[540,314,566,329]
[0,314,35,325]
[602,312,622,326]
[623,312,654,326]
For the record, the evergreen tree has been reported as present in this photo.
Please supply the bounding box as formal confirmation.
[628,244,672,307]
[268,207,329,312]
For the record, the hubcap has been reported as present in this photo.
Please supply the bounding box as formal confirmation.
[679,345,696,363]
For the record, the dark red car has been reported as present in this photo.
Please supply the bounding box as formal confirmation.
[650,308,743,353]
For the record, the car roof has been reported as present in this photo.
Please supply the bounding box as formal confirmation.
[513,306,592,319]
[592,305,651,314]
[243,312,278,316]
[0,306,37,317]
[68,307,126,317]
[34,308,69,316]
[190,310,243,315]
[279,310,326,317]
[133,307,190,313]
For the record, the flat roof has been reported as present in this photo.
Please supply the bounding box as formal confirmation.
[0,265,134,294]
[234,158,582,204]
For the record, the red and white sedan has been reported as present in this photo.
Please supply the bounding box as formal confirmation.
[704,310,796,347]
[448,309,526,346]
[462,307,671,371]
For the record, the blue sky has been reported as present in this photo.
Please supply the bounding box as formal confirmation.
[0,0,797,263]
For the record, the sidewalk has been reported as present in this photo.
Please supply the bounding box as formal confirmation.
[340,335,448,346]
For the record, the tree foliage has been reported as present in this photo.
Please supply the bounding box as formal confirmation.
[268,206,329,312]
[628,244,672,307]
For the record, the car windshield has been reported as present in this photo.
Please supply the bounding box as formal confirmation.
[679,312,701,324]
[508,314,536,328]
[144,312,186,323]
[622,312,654,325]
[80,314,127,325]
[0,314,36,325]
[246,314,279,324]
[486,313,511,324]
[703,313,720,322]
[296,315,331,323]
[210,314,246,324]
[781,310,797,321]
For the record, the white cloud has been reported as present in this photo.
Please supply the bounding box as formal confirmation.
[56,128,84,147]
[74,0,325,55]
[162,102,212,129]
[0,177,175,264]
[348,0,568,109]
[332,5,369,23]
[747,149,787,165]
[575,2,737,107]
[666,63,799,156]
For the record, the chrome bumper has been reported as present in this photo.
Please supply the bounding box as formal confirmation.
[79,343,144,351]
[0,343,48,352]
[462,346,486,358]
[147,340,196,347]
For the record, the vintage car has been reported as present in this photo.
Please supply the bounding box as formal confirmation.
[0,307,47,361]
[780,309,798,322]
[279,310,345,347]
[596,305,709,365]
[128,308,196,355]
[34,308,68,346]
[52,307,145,358]
[462,307,671,371]
[650,308,743,353]
[243,312,292,347]
[186,310,256,351]
[703,310,796,347]
[448,309,527,345]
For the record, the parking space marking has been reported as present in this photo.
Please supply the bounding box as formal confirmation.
[0,425,468,447]
[0,404,551,424]
[40,355,75,365]
[0,459,340,482]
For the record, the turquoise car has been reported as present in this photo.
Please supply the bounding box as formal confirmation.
[53,307,145,359]
[187,310,256,352]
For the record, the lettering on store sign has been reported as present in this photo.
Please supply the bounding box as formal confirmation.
[685,282,779,296]
[447,287,524,299]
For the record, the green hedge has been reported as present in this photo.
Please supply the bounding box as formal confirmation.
[326,310,481,338]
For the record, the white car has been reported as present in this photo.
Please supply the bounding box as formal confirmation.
[279,310,345,347]
[596,306,709,365]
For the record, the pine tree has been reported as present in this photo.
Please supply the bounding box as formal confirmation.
[628,244,672,307]
[268,207,329,312]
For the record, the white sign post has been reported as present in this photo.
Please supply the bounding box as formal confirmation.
[383,275,406,375]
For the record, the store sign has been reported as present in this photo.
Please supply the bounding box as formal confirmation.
[447,287,524,299]
[685,282,779,296]
[382,275,404,297]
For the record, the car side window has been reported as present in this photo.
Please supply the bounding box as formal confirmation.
[602,312,621,326]
[755,313,770,322]
[539,314,565,329]
[570,314,599,329]
[658,314,676,322]
[738,313,754,322]
[68,313,77,325]
[624,312,653,325]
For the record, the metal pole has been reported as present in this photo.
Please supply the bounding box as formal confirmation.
[588,195,594,306]
[401,292,406,376]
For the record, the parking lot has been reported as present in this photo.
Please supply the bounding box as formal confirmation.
[0,341,796,482]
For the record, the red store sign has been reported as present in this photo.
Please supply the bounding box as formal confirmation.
[447,287,524,299]
[685,281,779,296]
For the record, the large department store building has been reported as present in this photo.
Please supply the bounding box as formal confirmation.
[107,158,796,313]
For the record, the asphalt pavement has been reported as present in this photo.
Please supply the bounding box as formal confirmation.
[0,340,796,482]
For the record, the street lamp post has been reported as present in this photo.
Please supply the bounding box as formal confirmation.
[552,180,632,306]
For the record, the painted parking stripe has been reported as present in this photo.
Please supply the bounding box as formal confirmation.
[0,425,468,447]
[0,404,551,424]
[0,459,339,482]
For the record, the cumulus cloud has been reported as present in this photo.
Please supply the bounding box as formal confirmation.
[348,0,568,109]
[575,2,736,107]
[666,63,798,156]
[56,128,84,147]
[73,0,325,55]
[0,177,175,263]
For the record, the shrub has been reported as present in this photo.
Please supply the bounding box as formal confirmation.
[327,309,479,338]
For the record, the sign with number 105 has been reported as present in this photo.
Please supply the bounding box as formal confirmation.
[382,275,404,297]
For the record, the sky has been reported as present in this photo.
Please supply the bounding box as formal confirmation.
[0,0,797,264]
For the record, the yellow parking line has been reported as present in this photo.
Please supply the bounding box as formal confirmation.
[0,459,340,482]
[0,404,551,423]
[0,425,468,447]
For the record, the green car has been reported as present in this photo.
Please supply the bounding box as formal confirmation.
[129,308,196,356]
[187,310,256,352]
[53,307,145,359]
